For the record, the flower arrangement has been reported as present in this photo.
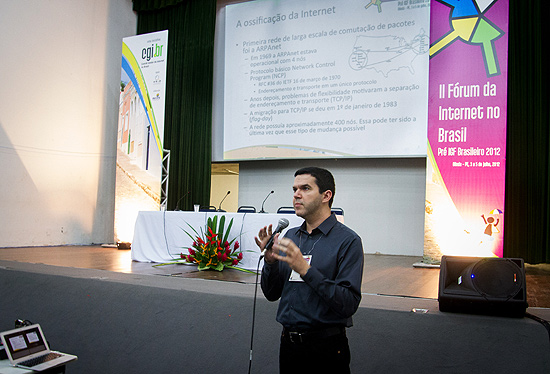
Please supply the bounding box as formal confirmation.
[181,215,244,271]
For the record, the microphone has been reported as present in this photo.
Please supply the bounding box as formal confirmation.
[174,191,191,211]
[260,218,290,258]
[259,190,274,213]
[217,190,231,212]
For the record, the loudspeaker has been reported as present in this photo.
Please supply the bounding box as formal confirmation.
[438,255,528,317]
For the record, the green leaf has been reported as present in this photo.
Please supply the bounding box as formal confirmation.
[152,259,187,267]
[211,216,218,233]
[225,265,258,274]
[198,263,210,271]
[218,215,226,236]
[182,221,200,240]
[223,218,234,244]
[205,218,212,237]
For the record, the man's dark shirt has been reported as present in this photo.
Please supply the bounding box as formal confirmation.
[261,213,364,330]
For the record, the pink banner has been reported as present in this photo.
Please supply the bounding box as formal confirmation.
[425,0,509,260]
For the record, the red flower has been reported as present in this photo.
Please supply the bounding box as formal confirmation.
[232,259,239,266]
[221,253,228,262]
[189,248,195,256]
[237,252,243,260]
[180,253,185,259]
[234,241,240,250]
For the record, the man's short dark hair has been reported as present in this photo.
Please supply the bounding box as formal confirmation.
[295,167,335,207]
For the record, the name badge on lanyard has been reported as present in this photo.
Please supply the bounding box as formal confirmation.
[289,255,312,282]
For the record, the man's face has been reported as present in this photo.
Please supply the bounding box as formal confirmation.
[292,174,325,219]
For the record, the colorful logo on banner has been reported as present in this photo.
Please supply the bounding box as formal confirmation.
[121,40,165,161]
[424,0,508,261]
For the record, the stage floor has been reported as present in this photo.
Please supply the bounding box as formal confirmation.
[0,245,549,309]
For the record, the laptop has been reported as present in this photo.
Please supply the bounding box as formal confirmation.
[0,324,77,371]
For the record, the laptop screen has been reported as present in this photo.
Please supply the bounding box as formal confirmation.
[3,325,48,360]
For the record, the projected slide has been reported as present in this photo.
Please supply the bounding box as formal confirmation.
[224,0,430,160]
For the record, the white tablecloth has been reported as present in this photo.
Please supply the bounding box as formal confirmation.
[130,211,303,270]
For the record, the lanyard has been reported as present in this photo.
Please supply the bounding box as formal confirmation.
[298,230,323,255]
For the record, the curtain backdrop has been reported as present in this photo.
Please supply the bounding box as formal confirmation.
[504,0,549,263]
[133,0,216,211]
[133,0,548,264]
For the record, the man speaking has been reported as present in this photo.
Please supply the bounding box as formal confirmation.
[256,166,364,373]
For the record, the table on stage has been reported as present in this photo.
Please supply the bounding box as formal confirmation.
[131,211,303,270]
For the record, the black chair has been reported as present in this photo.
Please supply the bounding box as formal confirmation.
[277,206,295,214]
[331,207,344,216]
[199,206,217,212]
[237,206,256,213]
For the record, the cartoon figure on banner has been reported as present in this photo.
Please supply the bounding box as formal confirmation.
[480,209,502,245]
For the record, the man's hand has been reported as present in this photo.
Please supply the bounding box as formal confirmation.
[272,237,311,277]
[255,224,278,263]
